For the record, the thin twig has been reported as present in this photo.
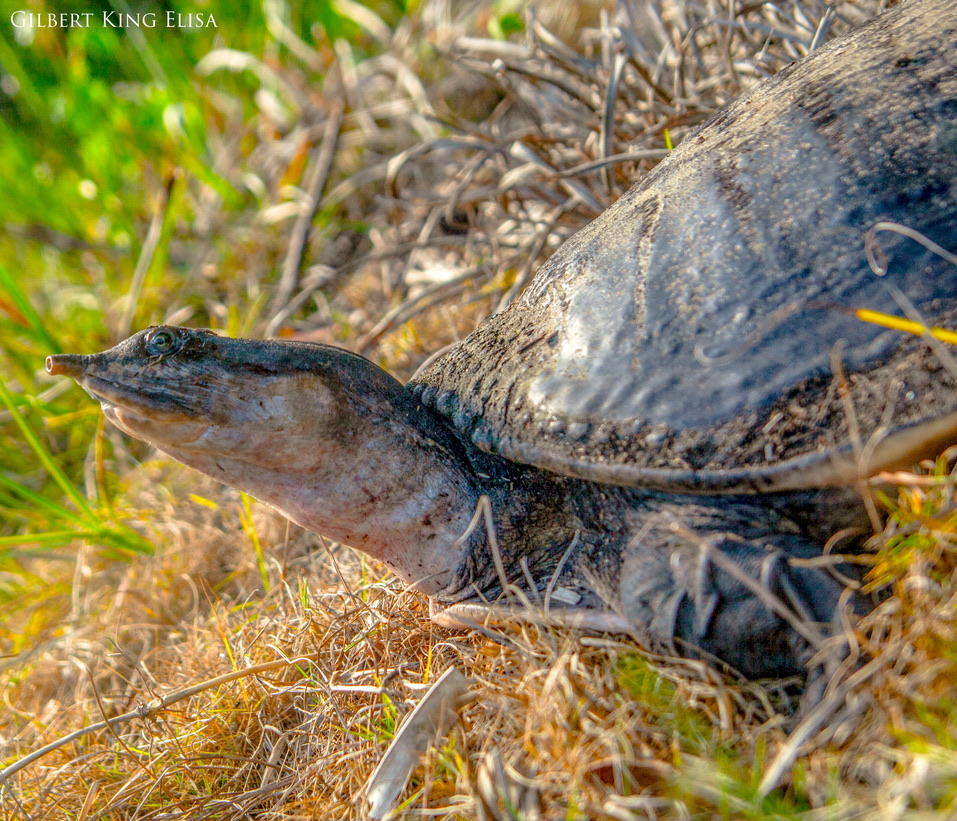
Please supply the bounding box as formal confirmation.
[118,172,177,339]
[0,656,321,785]
[267,97,347,334]
[758,656,884,796]
[356,266,487,355]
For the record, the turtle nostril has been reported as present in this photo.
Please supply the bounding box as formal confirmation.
[46,354,85,378]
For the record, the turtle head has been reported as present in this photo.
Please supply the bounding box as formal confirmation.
[46,326,376,471]
[49,327,221,452]
[48,326,482,593]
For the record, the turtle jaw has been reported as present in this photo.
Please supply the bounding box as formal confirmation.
[47,346,351,468]
[99,402,210,449]
[47,354,209,447]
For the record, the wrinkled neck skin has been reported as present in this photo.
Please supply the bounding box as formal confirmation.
[167,414,577,602]
[152,398,490,596]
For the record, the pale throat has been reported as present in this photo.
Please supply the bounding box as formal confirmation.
[159,429,481,595]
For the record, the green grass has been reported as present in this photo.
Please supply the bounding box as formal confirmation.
[0,0,399,650]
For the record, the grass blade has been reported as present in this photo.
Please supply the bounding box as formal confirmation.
[0,377,94,518]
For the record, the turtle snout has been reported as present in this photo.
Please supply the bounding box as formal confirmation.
[46,354,87,379]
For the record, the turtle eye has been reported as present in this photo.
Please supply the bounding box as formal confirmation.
[145,327,180,356]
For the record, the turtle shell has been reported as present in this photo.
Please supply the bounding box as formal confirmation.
[411,0,957,492]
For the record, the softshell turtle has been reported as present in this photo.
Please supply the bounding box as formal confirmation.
[48,0,957,682]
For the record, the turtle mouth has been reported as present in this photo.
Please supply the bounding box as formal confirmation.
[47,354,198,417]
[68,372,207,446]
[78,374,189,417]
[101,403,152,433]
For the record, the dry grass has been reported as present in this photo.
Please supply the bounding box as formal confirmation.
[6,0,957,818]
[6,460,957,819]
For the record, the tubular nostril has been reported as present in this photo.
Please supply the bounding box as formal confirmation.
[46,354,85,378]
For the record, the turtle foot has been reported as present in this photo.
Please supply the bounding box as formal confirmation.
[620,527,858,681]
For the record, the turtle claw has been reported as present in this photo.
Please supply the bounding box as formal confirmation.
[691,542,721,639]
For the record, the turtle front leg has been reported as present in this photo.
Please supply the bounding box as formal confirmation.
[619,518,858,680]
